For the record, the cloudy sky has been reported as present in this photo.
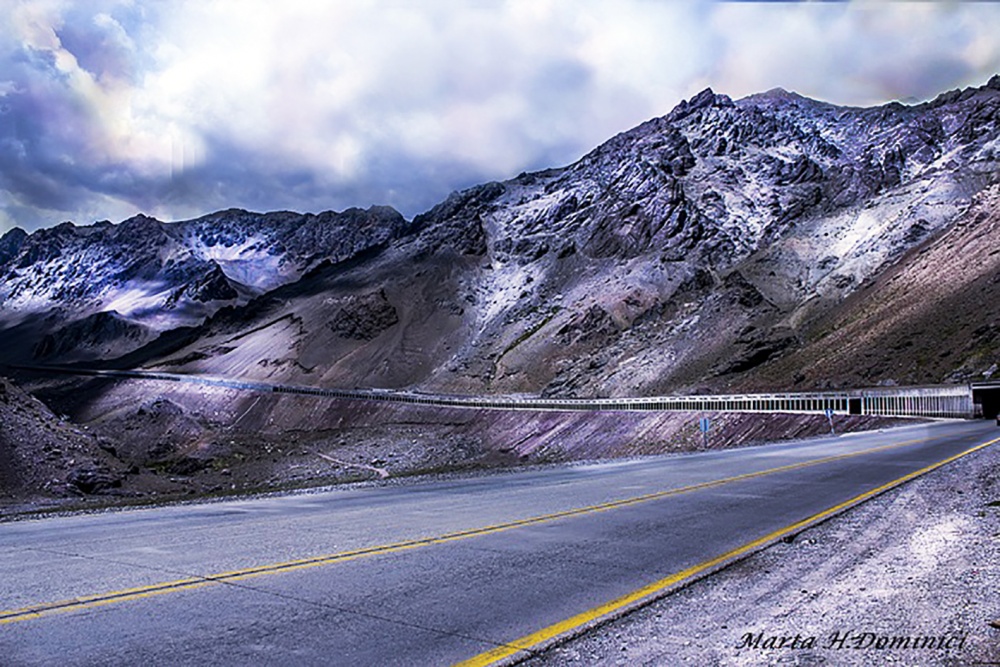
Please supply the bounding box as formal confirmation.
[2,0,1000,235]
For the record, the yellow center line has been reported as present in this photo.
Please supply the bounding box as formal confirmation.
[454,435,1000,667]
[0,433,945,625]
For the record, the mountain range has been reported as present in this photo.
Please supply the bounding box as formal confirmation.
[2,77,1000,399]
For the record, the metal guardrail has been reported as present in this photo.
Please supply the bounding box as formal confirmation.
[9,365,979,419]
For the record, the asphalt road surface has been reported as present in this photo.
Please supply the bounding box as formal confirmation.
[2,419,997,666]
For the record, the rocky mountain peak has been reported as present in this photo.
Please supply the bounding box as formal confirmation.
[0,227,28,265]
[673,87,735,115]
[740,87,817,107]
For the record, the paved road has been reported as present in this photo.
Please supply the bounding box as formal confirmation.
[2,420,997,666]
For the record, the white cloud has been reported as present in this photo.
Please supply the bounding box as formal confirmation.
[2,0,1000,232]
[4,0,205,179]
[101,1,725,185]
[710,1,1000,105]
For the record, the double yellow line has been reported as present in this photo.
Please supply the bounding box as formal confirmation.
[0,434,970,628]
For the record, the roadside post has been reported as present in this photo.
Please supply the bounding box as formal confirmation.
[825,407,836,436]
[699,416,711,448]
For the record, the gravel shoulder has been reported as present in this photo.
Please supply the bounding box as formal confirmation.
[524,434,1000,666]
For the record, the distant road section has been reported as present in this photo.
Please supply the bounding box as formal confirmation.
[2,420,997,665]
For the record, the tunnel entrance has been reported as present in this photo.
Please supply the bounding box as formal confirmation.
[848,398,862,415]
[972,384,1000,419]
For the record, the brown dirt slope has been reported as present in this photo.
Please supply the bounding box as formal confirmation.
[742,183,1000,390]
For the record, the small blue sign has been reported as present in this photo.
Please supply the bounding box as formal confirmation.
[699,417,711,433]
[825,408,835,418]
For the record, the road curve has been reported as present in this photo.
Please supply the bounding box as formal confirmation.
[1,420,997,666]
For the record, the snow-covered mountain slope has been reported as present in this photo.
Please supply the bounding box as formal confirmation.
[0,206,408,362]
[3,77,999,396]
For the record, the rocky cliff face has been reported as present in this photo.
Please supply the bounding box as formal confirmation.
[397,75,1000,395]
[2,77,999,396]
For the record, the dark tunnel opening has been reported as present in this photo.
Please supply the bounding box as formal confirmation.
[973,386,1000,420]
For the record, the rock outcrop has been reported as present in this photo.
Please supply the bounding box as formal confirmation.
[0,375,125,501]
